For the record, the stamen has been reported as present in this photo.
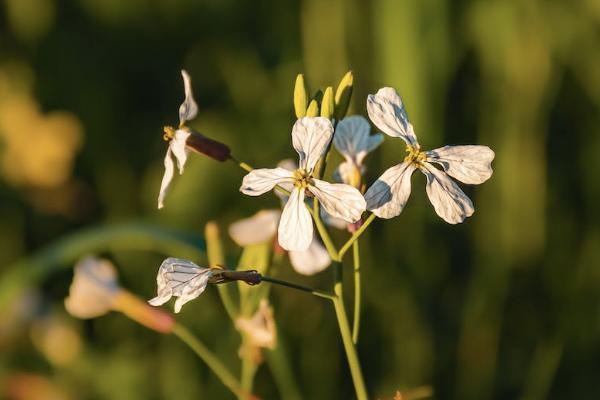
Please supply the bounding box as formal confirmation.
[163,126,176,141]
[404,144,426,165]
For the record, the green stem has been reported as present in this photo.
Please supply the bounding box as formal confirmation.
[338,213,376,260]
[313,197,340,261]
[261,275,335,300]
[265,336,303,400]
[172,324,250,399]
[352,241,361,344]
[240,349,258,400]
[332,262,368,400]
[0,223,205,311]
[205,222,239,322]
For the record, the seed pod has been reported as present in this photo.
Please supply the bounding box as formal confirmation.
[293,74,308,118]
[305,99,319,117]
[334,71,354,120]
[185,129,231,161]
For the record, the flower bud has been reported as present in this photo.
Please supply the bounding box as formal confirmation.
[334,71,354,120]
[320,86,335,119]
[305,99,319,117]
[293,74,308,118]
[185,128,231,161]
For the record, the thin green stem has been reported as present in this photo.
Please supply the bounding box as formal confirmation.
[313,197,340,261]
[338,213,376,260]
[240,349,258,400]
[205,222,239,322]
[352,241,361,344]
[265,336,303,400]
[331,263,368,399]
[261,275,335,300]
[172,324,250,399]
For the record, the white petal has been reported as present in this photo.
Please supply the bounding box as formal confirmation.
[235,300,277,349]
[334,116,371,163]
[274,159,297,203]
[179,70,198,125]
[171,130,191,174]
[64,257,119,319]
[421,163,474,224]
[240,167,295,196]
[148,258,213,313]
[278,188,313,251]
[229,209,281,246]
[364,161,416,218]
[366,87,418,146]
[292,117,334,171]
[363,133,385,162]
[157,148,175,209]
[309,179,366,223]
[289,234,331,275]
[426,145,495,184]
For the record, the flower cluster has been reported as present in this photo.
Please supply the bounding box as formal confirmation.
[150,71,495,312]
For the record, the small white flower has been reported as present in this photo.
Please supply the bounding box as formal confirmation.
[148,257,215,313]
[229,209,331,276]
[235,299,277,350]
[333,115,383,188]
[157,70,197,209]
[364,87,495,223]
[240,117,366,251]
[64,257,119,319]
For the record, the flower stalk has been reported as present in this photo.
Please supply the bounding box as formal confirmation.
[172,323,254,400]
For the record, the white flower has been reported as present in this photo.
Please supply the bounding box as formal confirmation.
[240,117,366,251]
[333,115,383,188]
[64,257,119,319]
[229,209,331,276]
[157,70,198,209]
[235,299,277,350]
[148,257,215,313]
[364,87,495,223]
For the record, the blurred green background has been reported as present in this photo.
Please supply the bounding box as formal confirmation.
[1,0,599,399]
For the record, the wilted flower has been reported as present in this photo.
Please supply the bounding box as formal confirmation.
[236,300,277,364]
[240,117,366,251]
[158,70,230,209]
[229,209,331,275]
[333,115,383,189]
[364,87,495,223]
[65,256,174,333]
[149,257,217,313]
[235,299,277,350]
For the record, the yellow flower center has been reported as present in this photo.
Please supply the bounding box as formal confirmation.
[293,169,312,189]
[404,144,426,166]
[163,126,176,141]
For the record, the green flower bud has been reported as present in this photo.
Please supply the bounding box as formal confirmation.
[320,86,335,119]
[293,74,308,118]
[334,71,354,120]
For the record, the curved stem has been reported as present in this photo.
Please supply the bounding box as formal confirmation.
[0,224,205,310]
[332,262,368,400]
[172,323,251,399]
[352,241,361,344]
[338,213,376,260]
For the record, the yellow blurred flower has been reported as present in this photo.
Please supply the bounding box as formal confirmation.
[0,67,83,189]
